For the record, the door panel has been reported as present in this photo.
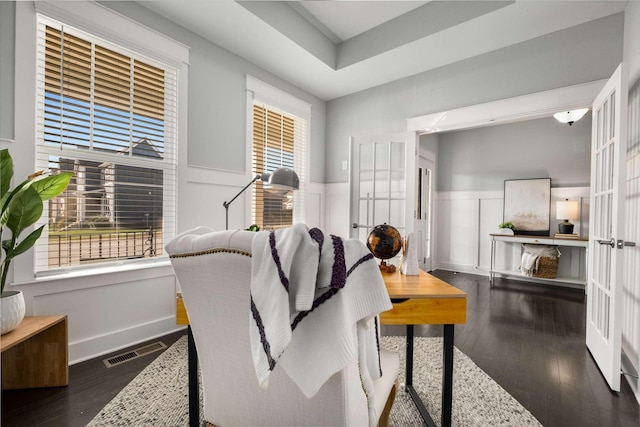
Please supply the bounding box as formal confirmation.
[587,63,628,392]
[349,133,417,254]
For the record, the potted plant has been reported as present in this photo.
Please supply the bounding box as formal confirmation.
[498,221,516,235]
[1,149,72,334]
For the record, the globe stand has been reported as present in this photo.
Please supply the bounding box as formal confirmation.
[378,259,396,273]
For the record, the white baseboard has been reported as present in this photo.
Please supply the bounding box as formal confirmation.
[69,316,185,365]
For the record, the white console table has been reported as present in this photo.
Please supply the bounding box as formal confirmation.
[489,234,589,288]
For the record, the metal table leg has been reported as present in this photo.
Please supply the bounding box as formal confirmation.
[442,324,455,427]
[405,325,437,427]
[404,324,456,427]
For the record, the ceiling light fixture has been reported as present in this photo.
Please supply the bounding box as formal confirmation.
[553,108,589,126]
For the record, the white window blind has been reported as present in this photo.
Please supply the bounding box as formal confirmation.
[34,15,177,274]
[252,103,307,230]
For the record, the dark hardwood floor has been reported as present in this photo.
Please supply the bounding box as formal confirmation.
[2,271,639,426]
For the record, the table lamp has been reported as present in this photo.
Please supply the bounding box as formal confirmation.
[223,167,299,230]
[556,199,579,234]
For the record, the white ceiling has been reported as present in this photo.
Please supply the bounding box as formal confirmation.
[137,1,627,101]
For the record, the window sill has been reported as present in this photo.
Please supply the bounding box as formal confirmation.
[10,259,174,291]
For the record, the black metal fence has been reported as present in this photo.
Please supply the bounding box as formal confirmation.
[48,229,162,267]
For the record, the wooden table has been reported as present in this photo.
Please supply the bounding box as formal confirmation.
[380,269,467,427]
[176,269,467,427]
[1,315,69,390]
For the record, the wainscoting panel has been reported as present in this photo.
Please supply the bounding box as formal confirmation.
[435,188,590,281]
[436,196,477,272]
[324,182,350,238]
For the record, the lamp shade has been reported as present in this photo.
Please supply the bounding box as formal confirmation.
[556,200,579,220]
[553,108,589,125]
[267,167,300,191]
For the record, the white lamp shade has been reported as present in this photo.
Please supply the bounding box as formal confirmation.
[553,108,589,125]
[556,200,579,220]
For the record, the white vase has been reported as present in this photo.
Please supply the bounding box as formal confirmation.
[1,290,26,335]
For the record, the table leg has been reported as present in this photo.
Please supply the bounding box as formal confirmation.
[188,326,199,427]
[490,238,495,286]
[405,325,437,427]
[405,324,414,389]
[442,324,455,427]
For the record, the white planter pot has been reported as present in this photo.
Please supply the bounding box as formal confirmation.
[1,290,26,335]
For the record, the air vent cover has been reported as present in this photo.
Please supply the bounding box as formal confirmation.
[103,341,167,368]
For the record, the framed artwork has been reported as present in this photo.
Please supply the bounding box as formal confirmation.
[503,178,551,236]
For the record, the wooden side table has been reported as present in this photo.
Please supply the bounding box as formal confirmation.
[1,315,69,390]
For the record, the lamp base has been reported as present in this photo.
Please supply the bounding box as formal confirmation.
[558,222,574,234]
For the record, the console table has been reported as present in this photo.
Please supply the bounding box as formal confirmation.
[1,315,69,389]
[489,234,589,288]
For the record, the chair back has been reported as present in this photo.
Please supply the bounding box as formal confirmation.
[167,228,380,426]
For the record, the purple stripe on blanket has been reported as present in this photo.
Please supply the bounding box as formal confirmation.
[250,295,277,371]
[330,235,347,288]
[290,254,377,331]
[291,287,340,331]
[374,316,382,377]
[309,228,324,262]
[269,231,290,293]
[347,253,374,277]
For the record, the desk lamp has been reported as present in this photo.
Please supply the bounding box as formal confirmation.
[223,167,299,230]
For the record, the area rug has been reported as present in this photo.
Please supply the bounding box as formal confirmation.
[88,336,542,427]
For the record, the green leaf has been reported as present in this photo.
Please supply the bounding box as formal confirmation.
[8,225,44,259]
[6,185,43,237]
[0,149,13,199]
[31,172,73,201]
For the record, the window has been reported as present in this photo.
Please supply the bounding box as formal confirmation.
[247,77,309,231]
[34,15,178,274]
[251,104,305,229]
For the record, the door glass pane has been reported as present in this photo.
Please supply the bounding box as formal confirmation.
[375,142,389,169]
[390,170,406,198]
[374,199,389,225]
[359,199,370,226]
[609,92,615,140]
[359,143,373,170]
[375,171,389,198]
[359,171,373,197]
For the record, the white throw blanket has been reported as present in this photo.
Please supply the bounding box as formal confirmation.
[250,224,392,425]
[521,244,559,277]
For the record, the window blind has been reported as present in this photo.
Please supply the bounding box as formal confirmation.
[252,104,306,230]
[34,16,177,274]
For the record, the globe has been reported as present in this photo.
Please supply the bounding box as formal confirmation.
[366,224,402,260]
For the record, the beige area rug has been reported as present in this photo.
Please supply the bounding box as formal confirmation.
[88,335,542,426]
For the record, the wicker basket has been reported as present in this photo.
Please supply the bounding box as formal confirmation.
[533,256,559,279]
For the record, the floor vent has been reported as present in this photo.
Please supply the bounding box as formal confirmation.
[103,341,167,368]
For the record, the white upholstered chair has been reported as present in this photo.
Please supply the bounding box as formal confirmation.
[166,227,399,427]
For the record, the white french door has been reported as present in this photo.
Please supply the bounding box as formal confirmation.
[349,133,418,255]
[586,63,628,392]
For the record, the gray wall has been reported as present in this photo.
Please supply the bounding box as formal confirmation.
[625,0,640,86]
[325,12,624,184]
[436,115,592,192]
[0,1,15,141]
